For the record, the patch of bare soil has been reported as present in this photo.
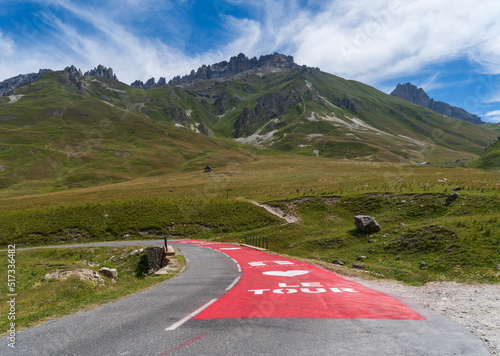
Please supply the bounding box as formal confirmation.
[250,201,300,224]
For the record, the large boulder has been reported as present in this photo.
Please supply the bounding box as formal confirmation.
[99,267,118,278]
[44,268,104,284]
[445,192,459,206]
[354,215,381,233]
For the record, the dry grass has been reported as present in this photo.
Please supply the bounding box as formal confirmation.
[1,154,499,213]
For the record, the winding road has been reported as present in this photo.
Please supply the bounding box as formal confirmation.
[2,240,489,355]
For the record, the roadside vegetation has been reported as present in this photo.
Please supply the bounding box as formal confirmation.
[2,64,499,335]
[0,246,185,333]
[1,154,499,286]
[239,193,500,285]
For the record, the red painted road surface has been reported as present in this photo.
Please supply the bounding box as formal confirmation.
[174,240,424,321]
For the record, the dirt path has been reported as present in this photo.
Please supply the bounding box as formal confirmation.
[250,201,299,223]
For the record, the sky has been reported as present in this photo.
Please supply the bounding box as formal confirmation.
[1,0,500,123]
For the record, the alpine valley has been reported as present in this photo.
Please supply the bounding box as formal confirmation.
[0,53,498,195]
[1,53,500,292]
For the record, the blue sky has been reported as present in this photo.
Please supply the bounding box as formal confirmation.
[1,0,500,123]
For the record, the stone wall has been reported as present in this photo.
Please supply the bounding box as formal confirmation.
[145,246,170,271]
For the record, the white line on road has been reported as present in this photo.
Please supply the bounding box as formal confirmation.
[165,298,218,331]
[231,258,242,272]
[225,276,241,291]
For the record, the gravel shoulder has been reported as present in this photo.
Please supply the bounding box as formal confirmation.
[264,249,500,355]
[351,277,500,355]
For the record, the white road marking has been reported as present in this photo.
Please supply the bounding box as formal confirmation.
[225,276,241,291]
[164,243,243,331]
[231,258,242,272]
[165,299,218,331]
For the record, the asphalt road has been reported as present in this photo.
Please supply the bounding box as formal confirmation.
[2,240,490,355]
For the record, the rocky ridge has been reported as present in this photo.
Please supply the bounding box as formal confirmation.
[391,83,483,124]
[0,69,52,96]
[84,65,118,80]
[64,65,83,77]
[0,65,117,96]
[131,52,303,89]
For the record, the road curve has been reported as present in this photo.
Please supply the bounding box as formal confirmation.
[2,240,489,355]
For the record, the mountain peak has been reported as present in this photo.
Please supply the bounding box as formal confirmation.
[131,52,304,89]
[391,82,484,124]
[391,83,431,107]
[84,65,118,80]
[64,65,82,77]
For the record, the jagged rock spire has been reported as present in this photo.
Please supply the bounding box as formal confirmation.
[84,65,118,80]
[64,65,82,76]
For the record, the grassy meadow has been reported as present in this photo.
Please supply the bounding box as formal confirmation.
[1,154,499,286]
[0,246,186,332]
[1,65,499,333]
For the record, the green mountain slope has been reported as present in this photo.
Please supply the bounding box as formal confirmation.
[482,123,500,135]
[468,137,500,169]
[0,71,254,194]
[0,59,498,195]
[183,67,496,163]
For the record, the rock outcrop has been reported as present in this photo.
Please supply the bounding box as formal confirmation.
[332,95,360,114]
[354,215,381,233]
[44,268,104,284]
[131,52,302,89]
[162,106,190,123]
[99,267,118,278]
[213,92,241,115]
[0,69,52,96]
[445,192,460,206]
[64,65,82,76]
[84,65,118,80]
[233,88,304,138]
[0,64,117,96]
[391,83,483,124]
[58,70,85,94]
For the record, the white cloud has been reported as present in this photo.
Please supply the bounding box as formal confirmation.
[0,28,69,79]
[0,0,213,84]
[249,0,500,85]
[482,93,500,104]
[0,32,14,56]
[416,73,441,92]
[219,17,263,58]
[484,110,500,123]
[4,0,299,84]
[3,0,500,91]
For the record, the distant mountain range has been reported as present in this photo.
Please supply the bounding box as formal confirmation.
[390,83,483,124]
[131,52,307,89]
[0,53,498,194]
